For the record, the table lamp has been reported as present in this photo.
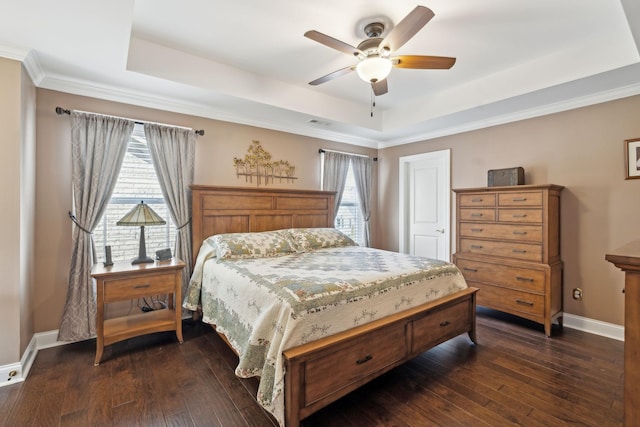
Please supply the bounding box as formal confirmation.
[116,201,166,264]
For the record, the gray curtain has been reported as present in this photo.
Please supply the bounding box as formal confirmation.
[144,123,196,299]
[352,156,373,247]
[322,151,351,222]
[58,112,134,341]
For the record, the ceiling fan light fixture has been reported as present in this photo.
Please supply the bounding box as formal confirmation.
[356,57,392,83]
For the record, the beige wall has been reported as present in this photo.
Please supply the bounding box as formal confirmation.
[34,89,377,333]
[377,95,640,326]
[0,57,35,365]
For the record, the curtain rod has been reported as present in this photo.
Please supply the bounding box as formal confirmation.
[55,107,205,136]
[318,148,377,162]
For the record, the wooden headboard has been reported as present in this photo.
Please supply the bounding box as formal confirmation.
[190,185,335,258]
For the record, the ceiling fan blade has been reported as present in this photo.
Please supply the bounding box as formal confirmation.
[379,6,435,53]
[392,55,456,69]
[309,65,355,86]
[372,79,388,96]
[304,30,362,57]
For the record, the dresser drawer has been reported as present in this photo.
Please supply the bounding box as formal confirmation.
[459,208,496,222]
[455,258,545,293]
[459,238,542,262]
[459,223,542,243]
[459,193,496,207]
[303,322,408,406]
[412,299,471,353]
[103,272,176,303]
[498,191,542,207]
[498,208,542,224]
[471,281,544,317]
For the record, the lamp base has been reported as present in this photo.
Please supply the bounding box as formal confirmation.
[131,256,155,265]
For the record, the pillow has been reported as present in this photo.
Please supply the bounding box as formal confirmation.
[286,228,357,251]
[210,230,298,259]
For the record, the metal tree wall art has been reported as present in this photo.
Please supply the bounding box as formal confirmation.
[233,140,297,187]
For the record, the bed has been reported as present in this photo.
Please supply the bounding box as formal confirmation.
[185,185,478,426]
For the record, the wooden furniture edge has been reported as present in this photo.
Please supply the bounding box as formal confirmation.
[283,287,478,426]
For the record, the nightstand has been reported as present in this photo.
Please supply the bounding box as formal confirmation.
[91,258,186,365]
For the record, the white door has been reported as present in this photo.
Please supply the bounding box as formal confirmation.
[399,150,450,261]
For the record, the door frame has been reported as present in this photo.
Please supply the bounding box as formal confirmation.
[398,149,451,259]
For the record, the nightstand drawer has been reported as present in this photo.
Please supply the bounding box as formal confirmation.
[103,272,175,302]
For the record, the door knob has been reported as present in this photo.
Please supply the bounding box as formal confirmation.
[436,228,445,233]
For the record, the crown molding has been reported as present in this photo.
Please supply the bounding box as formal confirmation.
[0,44,29,61]
[377,79,640,149]
[38,74,379,149]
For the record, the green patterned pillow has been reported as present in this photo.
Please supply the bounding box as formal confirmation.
[286,228,357,251]
[210,230,298,259]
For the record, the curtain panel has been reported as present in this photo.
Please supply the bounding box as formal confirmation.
[58,112,134,341]
[321,151,351,221]
[144,123,196,299]
[351,156,373,247]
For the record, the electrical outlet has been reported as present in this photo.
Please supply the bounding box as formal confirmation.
[572,288,583,300]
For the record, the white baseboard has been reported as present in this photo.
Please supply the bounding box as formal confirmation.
[0,330,67,388]
[563,313,624,341]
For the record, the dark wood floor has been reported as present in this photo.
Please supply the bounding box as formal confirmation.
[0,309,624,427]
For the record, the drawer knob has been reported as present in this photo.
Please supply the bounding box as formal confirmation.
[512,231,527,235]
[512,249,527,254]
[463,267,478,272]
[516,299,534,306]
[515,276,534,282]
[134,284,151,289]
[471,198,483,202]
[512,198,527,202]
[440,320,451,327]
[471,213,483,217]
[471,228,483,232]
[471,245,483,249]
[512,214,527,218]
[356,355,373,365]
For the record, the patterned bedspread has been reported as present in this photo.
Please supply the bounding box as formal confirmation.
[184,239,468,426]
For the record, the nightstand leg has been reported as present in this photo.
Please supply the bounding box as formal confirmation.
[94,341,103,366]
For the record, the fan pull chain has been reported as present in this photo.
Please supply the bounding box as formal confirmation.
[370,87,376,117]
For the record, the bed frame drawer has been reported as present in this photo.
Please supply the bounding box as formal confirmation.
[411,299,472,353]
[302,322,408,406]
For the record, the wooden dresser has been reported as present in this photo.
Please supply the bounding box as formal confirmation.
[605,240,640,426]
[453,184,564,336]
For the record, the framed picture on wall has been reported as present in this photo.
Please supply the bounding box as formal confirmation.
[624,138,640,180]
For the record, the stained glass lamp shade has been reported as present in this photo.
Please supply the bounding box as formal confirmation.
[116,201,166,264]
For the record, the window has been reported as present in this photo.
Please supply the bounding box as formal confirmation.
[333,162,365,246]
[93,124,176,262]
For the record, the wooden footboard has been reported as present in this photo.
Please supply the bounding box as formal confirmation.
[283,287,478,427]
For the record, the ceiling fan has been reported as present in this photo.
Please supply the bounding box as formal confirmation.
[304,5,456,96]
